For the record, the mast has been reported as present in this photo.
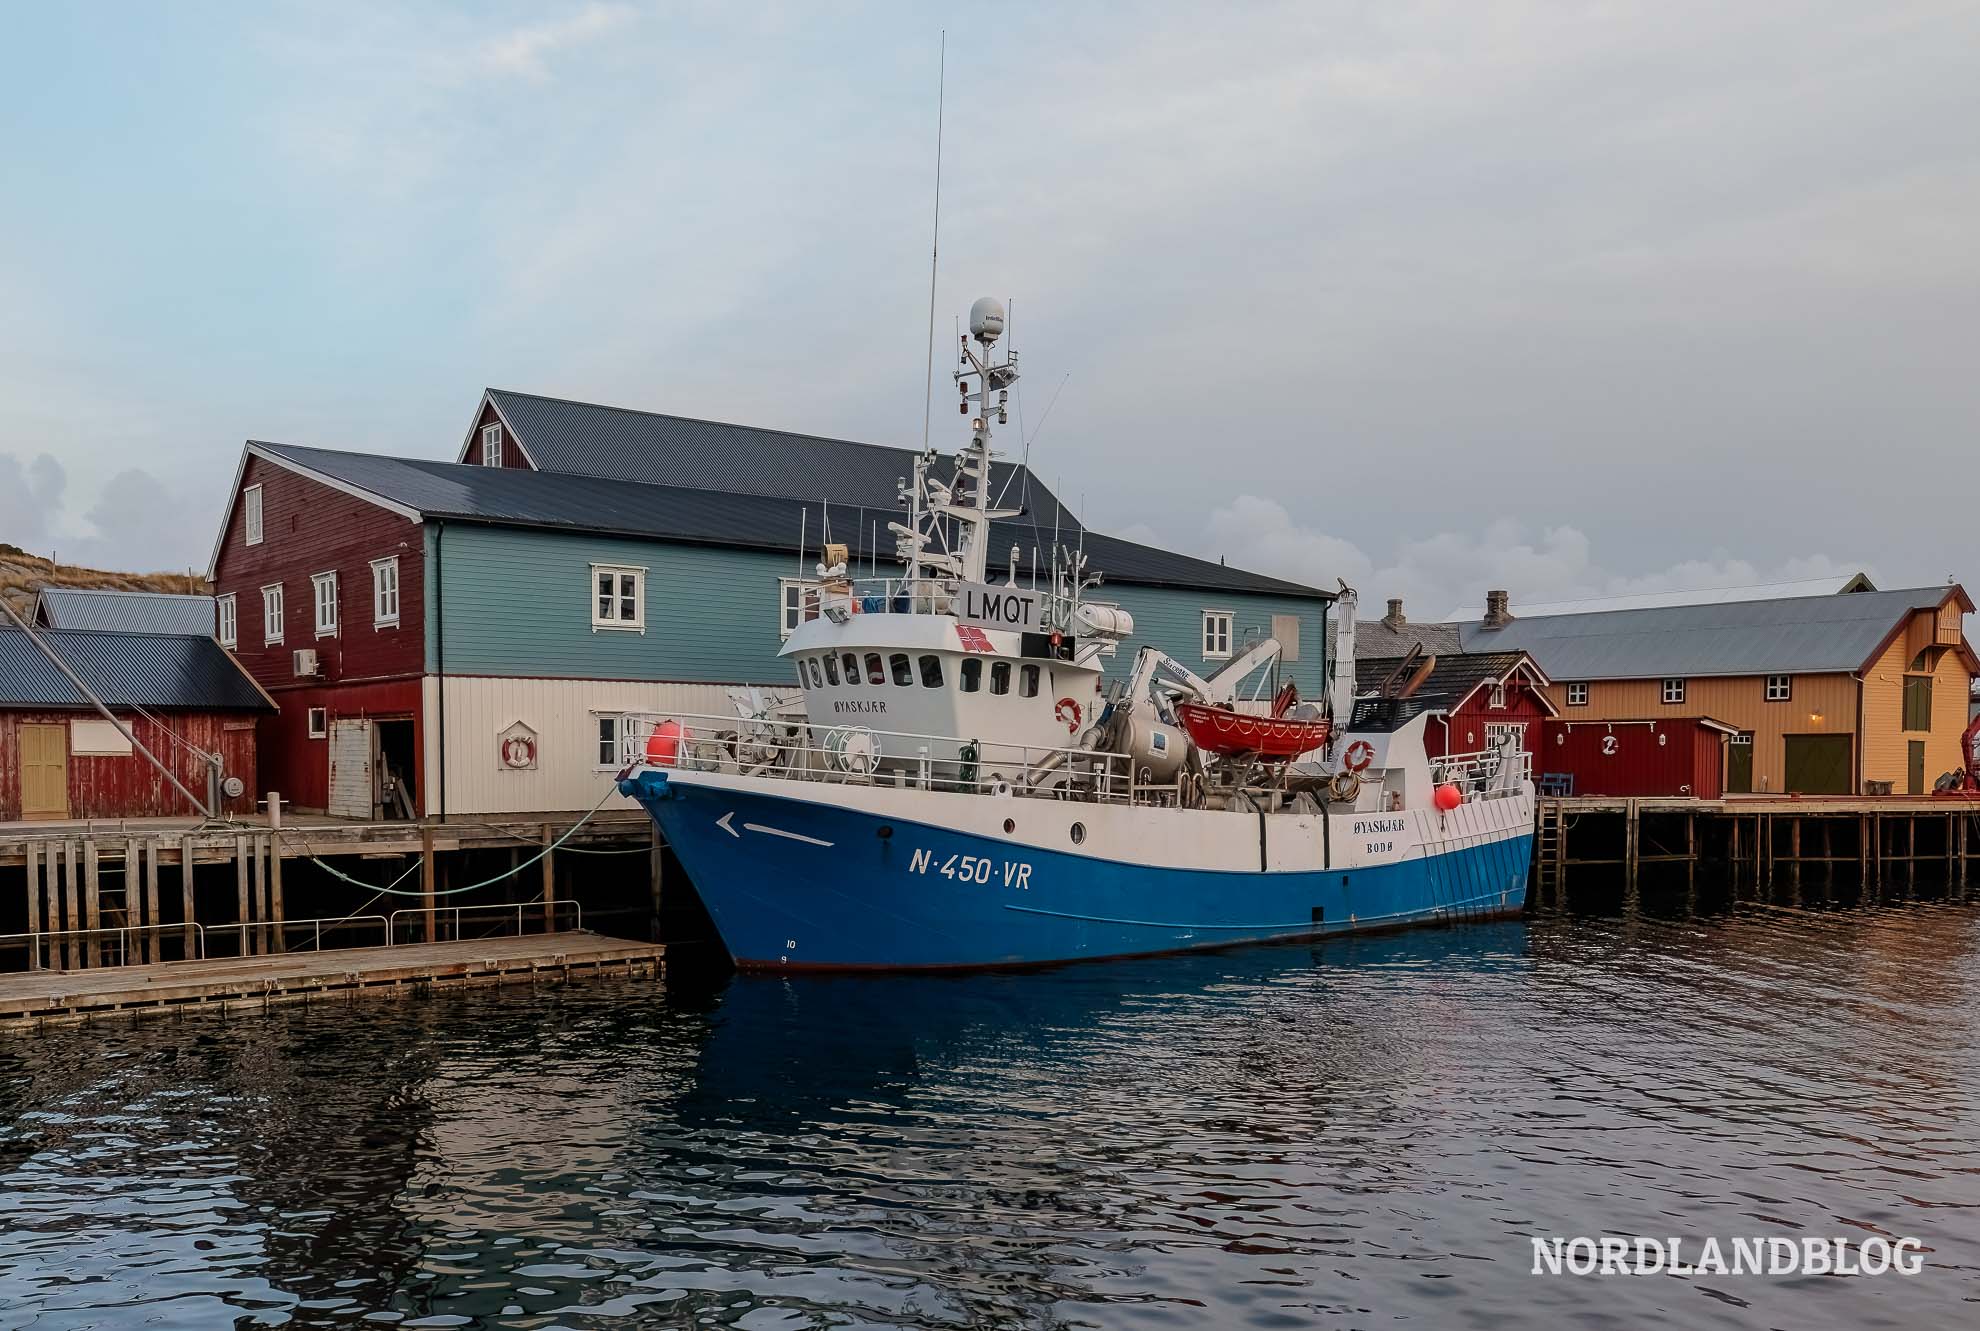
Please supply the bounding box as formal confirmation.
[946,296,1021,584]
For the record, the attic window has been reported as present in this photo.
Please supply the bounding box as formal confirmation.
[1488,683,1507,709]
[243,485,264,546]
[481,423,503,466]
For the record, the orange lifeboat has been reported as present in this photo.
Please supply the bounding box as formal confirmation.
[1173,701,1331,759]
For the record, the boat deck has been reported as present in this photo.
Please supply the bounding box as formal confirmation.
[0,930,664,1029]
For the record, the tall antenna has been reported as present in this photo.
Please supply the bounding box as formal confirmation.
[919,31,946,452]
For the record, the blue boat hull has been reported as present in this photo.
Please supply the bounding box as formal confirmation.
[623,770,1531,971]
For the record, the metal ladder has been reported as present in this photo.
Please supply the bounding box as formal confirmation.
[1534,801,1567,903]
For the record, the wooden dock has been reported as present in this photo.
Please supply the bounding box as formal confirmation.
[0,930,664,1028]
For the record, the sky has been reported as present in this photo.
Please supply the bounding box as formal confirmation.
[1,1,1976,621]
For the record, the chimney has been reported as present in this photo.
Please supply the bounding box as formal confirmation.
[1382,597,1405,629]
[1483,589,1513,627]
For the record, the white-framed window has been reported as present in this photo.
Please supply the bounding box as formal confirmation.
[596,715,619,767]
[1485,721,1524,750]
[1566,682,1589,707]
[371,557,400,627]
[312,571,339,637]
[1662,678,1686,705]
[307,707,328,739]
[778,577,804,640]
[1202,610,1233,659]
[216,593,237,648]
[1765,674,1791,702]
[481,422,503,466]
[1488,682,1507,709]
[243,484,264,546]
[591,564,645,631]
[261,583,285,645]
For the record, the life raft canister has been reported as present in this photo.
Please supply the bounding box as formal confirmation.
[1343,739,1375,772]
[1054,697,1082,733]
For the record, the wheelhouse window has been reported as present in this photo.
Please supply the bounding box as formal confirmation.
[778,578,805,639]
[1020,663,1040,697]
[823,653,840,686]
[919,655,944,688]
[864,653,884,684]
[1202,610,1233,660]
[961,658,982,693]
[261,583,284,645]
[596,715,618,767]
[841,652,860,684]
[591,565,645,631]
[371,557,400,627]
[312,571,339,637]
[1765,674,1791,702]
[481,423,503,466]
[890,653,913,686]
[1661,678,1686,705]
[216,593,237,648]
[1567,682,1589,707]
[990,661,1012,695]
[243,484,264,546]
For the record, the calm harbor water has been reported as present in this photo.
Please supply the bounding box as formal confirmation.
[2,894,1977,1329]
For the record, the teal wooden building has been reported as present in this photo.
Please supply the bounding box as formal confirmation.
[211,389,1333,816]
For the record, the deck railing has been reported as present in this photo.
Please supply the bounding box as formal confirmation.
[1430,746,1532,799]
[618,710,1136,803]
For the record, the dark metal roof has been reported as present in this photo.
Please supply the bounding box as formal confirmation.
[34,587,215,635]
[0,627,272,711]
[486,389,1080,531]
[1329,617,1463,660]
[1355,650,1536,709]
[1457,586,1972,678]
[254,442,1331,601]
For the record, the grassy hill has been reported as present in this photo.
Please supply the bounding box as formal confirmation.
[0,543,208,620]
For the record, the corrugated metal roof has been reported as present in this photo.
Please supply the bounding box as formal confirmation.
[35,587,215,635]
[487,389,1080,531]
[1439,572,1876,620]
[255,442,1331,601]
[1457,586,1965,679]
[0,627,271,711]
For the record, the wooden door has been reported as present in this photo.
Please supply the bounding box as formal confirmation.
[1783,734,1851,795]
[1726,732,1754,794]
[20,723,69,820]
[1907,740,1926,795]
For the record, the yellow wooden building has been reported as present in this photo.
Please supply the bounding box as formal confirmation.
[1459,585,1977,795]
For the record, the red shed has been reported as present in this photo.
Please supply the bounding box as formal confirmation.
[0,626,273,821]
[1538,716,1737,799]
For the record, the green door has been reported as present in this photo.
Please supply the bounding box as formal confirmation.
[1783,734,1851,795]
[1726,733,1754,794]
[1908,740,1926,795]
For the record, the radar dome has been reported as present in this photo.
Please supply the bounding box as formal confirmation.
[968,297,1005,343]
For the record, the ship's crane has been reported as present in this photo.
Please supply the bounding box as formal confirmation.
[1121,637,1284,713]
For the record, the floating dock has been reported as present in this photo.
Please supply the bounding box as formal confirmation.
[0,930,663,1028]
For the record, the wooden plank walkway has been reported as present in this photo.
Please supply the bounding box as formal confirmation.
[0,931,664,1029]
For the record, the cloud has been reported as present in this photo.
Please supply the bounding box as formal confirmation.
[1190,495,1869,621]
[0,453,66,551]
[475,3,633,81]
[0,453,205,573]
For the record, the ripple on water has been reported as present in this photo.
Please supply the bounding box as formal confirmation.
[1,900,1977,1329]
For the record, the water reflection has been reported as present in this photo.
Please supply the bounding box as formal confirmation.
[1,895,1977,1329]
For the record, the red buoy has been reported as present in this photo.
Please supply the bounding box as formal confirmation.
[645,719,684,767]
[1433,783,1463,812]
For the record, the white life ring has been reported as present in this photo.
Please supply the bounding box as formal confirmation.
[1343,740,1375,772]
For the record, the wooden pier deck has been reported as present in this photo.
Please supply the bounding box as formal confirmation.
[0,930,664,1029]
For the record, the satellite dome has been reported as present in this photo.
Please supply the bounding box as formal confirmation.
[968,297,1005,343]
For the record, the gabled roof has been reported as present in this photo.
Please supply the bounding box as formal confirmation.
[1330,617,1462,660]
[465,389,1081,531]
[245,442,1331,601]
[1458,585,1975,679]
[1355,650,1555,715]
[34,587,215,636]
[0,627,273,711]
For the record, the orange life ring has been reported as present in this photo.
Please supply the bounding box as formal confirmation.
[1054,697,1082,733]
[1343,740,1375,772]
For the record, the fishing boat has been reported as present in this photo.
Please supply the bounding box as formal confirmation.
[615,297,1534,970]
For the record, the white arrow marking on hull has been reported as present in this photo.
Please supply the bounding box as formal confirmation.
[716,811,739,837]
[744,822,834,848]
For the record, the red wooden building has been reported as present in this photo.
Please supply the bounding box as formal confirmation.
[1537,717,1739,799]
[0,626,272,821]
[1355,650,1557,758]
